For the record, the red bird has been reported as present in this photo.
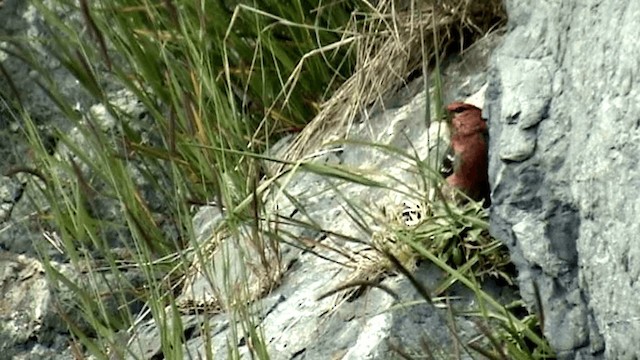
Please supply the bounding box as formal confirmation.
[442,102,490,206]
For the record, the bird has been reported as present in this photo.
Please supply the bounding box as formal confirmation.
[441,101,490,206]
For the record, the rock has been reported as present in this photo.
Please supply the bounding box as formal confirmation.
[487,1,640,358]
[0,251,145,360]
[176,205,290,312]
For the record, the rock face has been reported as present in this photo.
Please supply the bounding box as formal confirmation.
[487,1,640,358]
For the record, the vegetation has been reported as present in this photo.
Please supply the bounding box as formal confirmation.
[0,0,554,358]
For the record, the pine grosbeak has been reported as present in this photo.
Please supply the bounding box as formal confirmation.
[442,101,490,206]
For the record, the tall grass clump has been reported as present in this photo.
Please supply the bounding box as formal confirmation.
[6,0,360,357]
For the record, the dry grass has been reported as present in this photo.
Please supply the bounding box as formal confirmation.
[277,0,505,167]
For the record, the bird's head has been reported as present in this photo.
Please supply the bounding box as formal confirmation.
[446,102,485,136]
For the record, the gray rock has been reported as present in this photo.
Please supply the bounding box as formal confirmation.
[0,251,146,360]
[487,1,640,358]
[176,205,292,312]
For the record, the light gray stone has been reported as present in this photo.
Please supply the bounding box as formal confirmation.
[488,1,640,358]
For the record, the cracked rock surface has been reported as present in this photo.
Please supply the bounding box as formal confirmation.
[487,1,640,358]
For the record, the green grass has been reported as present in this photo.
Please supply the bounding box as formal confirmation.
[0,0,554,359]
